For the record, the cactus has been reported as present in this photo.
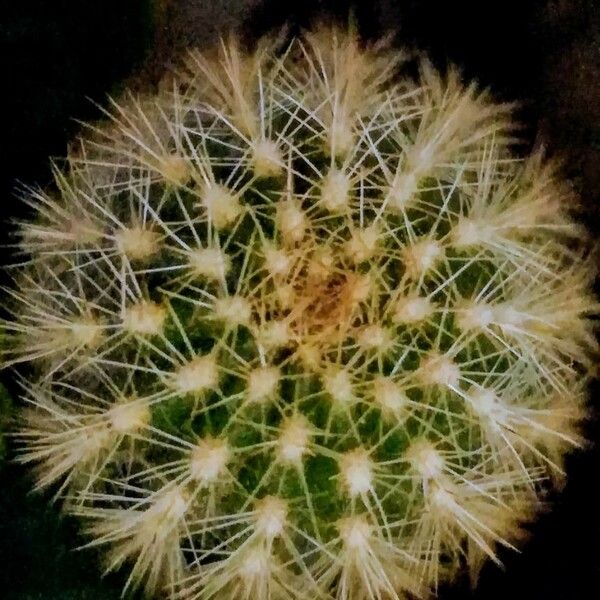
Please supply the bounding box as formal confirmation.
[2,25,597,599]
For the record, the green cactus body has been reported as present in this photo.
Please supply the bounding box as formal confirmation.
[2,26,597,599]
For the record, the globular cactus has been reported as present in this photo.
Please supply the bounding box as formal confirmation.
[2,25,598,600]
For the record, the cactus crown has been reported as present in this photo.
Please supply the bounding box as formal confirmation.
[2,25,597,600]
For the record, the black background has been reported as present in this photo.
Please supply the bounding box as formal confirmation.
[1,1,598,598]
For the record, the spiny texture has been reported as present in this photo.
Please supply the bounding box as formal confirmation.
[2,26,598,600]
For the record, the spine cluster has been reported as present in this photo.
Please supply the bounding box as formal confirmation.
[2,26,597,599]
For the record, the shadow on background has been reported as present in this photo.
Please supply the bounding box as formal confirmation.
[0,1,598,598]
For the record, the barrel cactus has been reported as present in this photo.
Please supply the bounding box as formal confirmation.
[2,25,597,599]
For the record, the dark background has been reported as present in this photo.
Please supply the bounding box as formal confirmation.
[0,1,598,597]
